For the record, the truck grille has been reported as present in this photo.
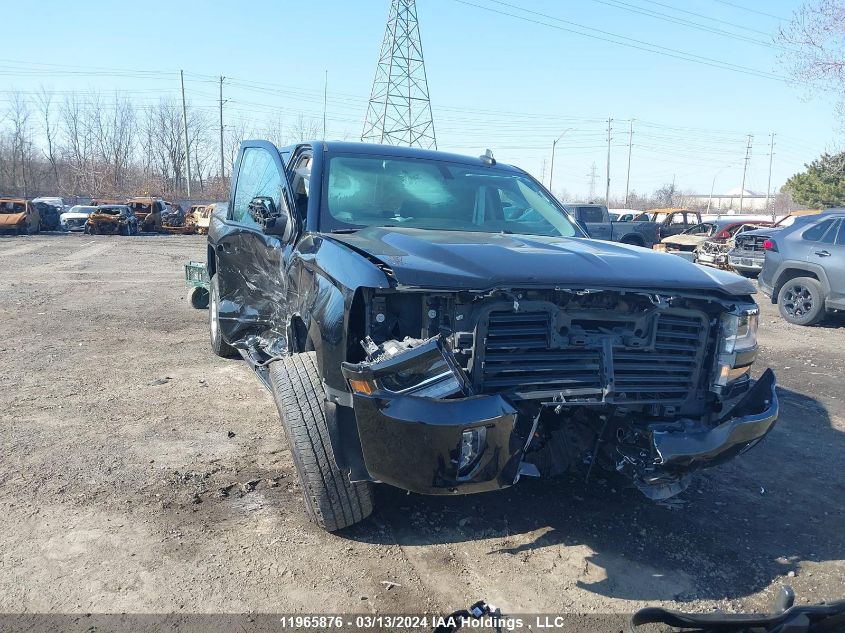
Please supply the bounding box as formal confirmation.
[476,310,709,404]
[734,234,768,253]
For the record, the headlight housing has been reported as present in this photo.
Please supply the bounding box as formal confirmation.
[342,336,471,399]
[720,310,759,353]
[713,307,759,390]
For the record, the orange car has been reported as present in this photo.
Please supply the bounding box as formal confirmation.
[0,198,40,235]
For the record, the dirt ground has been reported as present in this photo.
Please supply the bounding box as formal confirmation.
[1,233,844,621]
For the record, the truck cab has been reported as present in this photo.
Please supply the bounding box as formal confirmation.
[207,140,777,532]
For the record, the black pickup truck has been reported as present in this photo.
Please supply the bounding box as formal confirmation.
[561,203,661,247]
[207,141,778,531]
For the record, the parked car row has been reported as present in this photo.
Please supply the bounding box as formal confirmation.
[1,195,222,236]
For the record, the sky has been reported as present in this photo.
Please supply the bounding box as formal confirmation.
[1,0,839,201]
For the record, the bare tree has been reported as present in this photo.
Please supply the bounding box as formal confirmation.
[6,91,34,196]
[36,87,60,190]
[779,1,845,116]
[288,114,321,141]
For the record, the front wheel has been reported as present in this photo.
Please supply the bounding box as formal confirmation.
[269,352,374,532]
[778,277,826,326]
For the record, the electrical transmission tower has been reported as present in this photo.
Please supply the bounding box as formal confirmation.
[587,162,598,200]
[361,0,437,149]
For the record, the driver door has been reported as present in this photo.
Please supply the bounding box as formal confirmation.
[215,141,296,347]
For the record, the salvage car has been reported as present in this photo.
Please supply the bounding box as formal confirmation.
[32,196,64,231]
[192,203,216,235]
[0,198,39,234]
[634,208,703,239]
[728,210,822,278]
[561,203,660,247]
[85,205,139,235]
[759,210,845,325]
[159,203,197,234]
[126,196,167,231]
[696,222,772,270]
[208,140,778,531]
[60,205,97,232]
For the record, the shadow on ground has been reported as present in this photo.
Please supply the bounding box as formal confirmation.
[344,386,845,603]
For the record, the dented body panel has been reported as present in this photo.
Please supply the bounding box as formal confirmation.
[209,140,778,501]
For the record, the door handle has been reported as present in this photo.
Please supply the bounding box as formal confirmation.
[815,250,831,257]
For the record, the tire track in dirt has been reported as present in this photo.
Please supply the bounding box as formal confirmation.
[0,241,49,258]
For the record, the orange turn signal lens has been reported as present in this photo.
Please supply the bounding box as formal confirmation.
[348,379,375,395]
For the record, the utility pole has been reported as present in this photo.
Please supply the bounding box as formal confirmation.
[624,119,634,207]
[322,70,328,140]
[219,76,225,181]
[766,133,776,222]
[587,162,598,200]
[605,118,613,205]
[739,134,753,213]
[180,70,192,197]
[549,127,573,191]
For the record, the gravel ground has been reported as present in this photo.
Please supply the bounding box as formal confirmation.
[1,233,843,621]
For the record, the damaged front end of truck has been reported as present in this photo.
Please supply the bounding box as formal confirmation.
[340,286,778,500]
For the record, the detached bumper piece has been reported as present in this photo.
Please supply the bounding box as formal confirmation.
[342,337,524,494]
[652,368,778,470]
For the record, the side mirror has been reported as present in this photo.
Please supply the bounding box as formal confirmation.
[248,195,289,237]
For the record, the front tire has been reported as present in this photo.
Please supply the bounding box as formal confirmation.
[269,352,374,532]
[208,274,238,357]
[778,277,826,326]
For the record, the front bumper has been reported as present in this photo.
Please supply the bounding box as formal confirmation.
[728,251,765,273]
[342,359,779,496]
[695,250,728,268]
[349,392,523,494]
[650,368,778,471]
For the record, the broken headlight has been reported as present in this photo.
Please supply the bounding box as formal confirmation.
[714,308,759,389]
[720,310,759,353]
[343,336,471,399]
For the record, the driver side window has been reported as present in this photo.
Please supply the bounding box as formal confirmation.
[233,148,282,227]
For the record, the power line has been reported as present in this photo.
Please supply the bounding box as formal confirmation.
[588,0,783,49]
[451,0,790,83]
[709,0,788,22]
[636,0,776,37]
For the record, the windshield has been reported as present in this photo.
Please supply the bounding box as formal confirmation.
[129,202,152,213]
[0,202,25,214]
[322,155,579,237]
[68,206,96,215]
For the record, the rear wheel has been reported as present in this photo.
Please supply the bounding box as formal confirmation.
[208,274,238,357]
[778,277,825,326]
[269,352,374,532]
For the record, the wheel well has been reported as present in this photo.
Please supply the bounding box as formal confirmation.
[620,234,644,246]
[773,268,820,302]
[289,316,312,354]
[206,245,216,278]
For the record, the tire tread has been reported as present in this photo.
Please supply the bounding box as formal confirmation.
[270,352,373,531]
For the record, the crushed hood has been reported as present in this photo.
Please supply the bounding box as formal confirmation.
[0,212,26,226]
[328,226,755,296]
[662,234,709,247]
